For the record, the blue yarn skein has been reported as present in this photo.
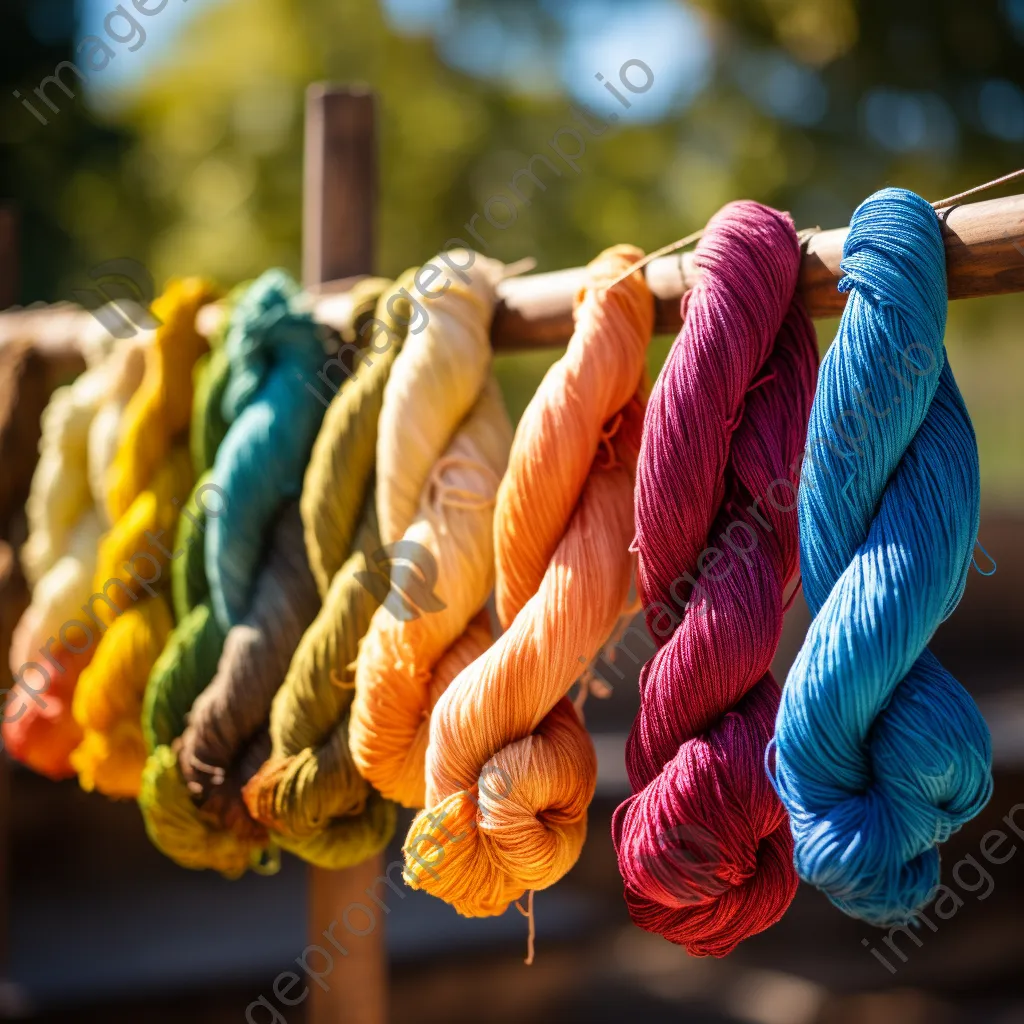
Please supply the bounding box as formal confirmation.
[772,188,992,926]
[206,269,328,629]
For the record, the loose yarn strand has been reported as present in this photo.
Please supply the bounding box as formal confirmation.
[931,167,1024,209]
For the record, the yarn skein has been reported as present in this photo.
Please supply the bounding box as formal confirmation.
[242,276,409,868]
[205,269,330,631]
[138,313,254,875]
[350,252,513,809]
[70,278,216,798]
[4,338,147,778]
[403,246,652,917]
[772,187,992,926]
[612,202,817,957]
[142,274,327,873]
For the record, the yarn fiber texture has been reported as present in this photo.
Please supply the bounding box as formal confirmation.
[243,276,408,868]
[403,245,653,916]
[612,201,817,957]
[205,269,329,631]
[4,340,147,778]
[351,253,513,809]
[70,278,216,798]
[772,187,992,926]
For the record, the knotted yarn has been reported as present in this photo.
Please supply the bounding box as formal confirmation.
[612,202,817,957]
[70,278,216,797]
[350,252,512,809]
[205,269,330,630]
[772,187,992,926]
[403,245,652,916]
[242,276,409,868]
[4,338,147,778]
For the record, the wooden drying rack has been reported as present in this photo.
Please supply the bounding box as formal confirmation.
[294,85,1024,1024]
[1,82,1023,1024]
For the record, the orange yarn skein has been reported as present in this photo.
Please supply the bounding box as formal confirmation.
[403,246,653,916]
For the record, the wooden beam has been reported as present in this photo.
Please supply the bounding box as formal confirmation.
[302,85,388,1024]
[491,191,1024,349]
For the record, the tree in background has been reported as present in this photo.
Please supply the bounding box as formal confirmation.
[0,0,142,304]
[3,0,1022,495]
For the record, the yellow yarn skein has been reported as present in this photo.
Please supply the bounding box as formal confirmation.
[70,278,217,798]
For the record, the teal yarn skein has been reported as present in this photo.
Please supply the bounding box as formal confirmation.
[772,188,992,926]
[206,270,329,630]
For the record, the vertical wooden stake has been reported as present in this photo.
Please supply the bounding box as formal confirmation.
[302,84,388,1024]
[303,84,377,289]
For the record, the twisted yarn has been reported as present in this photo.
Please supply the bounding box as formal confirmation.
[351,253,512,809]
[142,274,326,873]
[612,202,817,956]
[138,314,254,875]
[404,246,652,916]
[243,276,408,868]
[142,504,317,876]
[70,278,216,797]
[205,269,329,630]
[4,338,147,778]
[772,187,992,925]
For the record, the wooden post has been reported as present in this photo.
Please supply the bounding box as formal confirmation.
[302,85,388,1024]
[0,207,18,310]
[303,84,376,290]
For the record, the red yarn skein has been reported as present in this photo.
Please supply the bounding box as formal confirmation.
[612,201,818,956]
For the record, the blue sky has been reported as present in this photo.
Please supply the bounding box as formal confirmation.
[76,0,215,91]
[73,0,714,121]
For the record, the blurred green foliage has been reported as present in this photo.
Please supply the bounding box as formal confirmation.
[2,0,1023,501]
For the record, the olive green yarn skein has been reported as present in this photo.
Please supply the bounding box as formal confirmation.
[242,275,422,867]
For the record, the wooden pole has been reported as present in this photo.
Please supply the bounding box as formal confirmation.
[36,189,1024,355]
[302,85,388,1024]
[490,190,1024,349]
